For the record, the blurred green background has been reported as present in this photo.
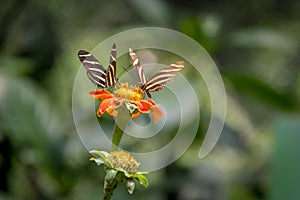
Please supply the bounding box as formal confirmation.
[1,0,300,199]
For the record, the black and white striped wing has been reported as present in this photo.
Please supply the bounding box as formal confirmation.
[141,61,184,98]
[78,43,118,88]
[129,48,147,85]
[78,50,107,88]
[106,43,117,88]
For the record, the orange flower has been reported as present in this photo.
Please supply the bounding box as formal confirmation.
[89,83,164,123]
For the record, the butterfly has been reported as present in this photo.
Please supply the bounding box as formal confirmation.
[78,43,117,88]
[129,48,184,98]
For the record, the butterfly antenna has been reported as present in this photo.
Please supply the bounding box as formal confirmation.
[117,64,138,82]
[117,64,130,77]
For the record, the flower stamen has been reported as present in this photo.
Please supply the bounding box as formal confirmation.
[113,83,143,101]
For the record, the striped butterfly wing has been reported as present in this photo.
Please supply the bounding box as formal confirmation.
[106,43,117,88]
[78,43,117,88]
[129,48,147,85]
[78,50,107,88]
[129,48,184,98]
[140,61,184,98]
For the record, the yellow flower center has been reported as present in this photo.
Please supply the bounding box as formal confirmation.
[114,82,143,101]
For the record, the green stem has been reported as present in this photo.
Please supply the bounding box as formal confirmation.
[103,178,118,200]
[104,108,131,199]
[103,171,123,200]
[111,108,131,152]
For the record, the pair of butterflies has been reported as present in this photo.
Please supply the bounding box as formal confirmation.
[78,43,184,98]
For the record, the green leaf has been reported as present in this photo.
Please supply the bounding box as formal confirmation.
[89,157,105,166]
[126,171,149,178]
[114,167,126,174]
[89,150,109,158]
[136,171,149,175]
[89,150,112,167]
[132,174,149,188]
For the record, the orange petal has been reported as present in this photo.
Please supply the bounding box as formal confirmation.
[135,100,152,113]
[96,98,113,117]
[134,99,164,123]
[106,98,124,117]
[131,111,141,119]
[151,106,164,123]
[107,107,118,116]
[89,90,113,100]
[145,99,157,106]
[144,99,164,122]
